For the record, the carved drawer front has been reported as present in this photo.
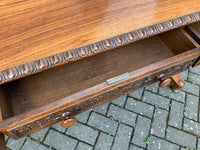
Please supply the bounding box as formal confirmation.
[0,27,200,139]
[4,57,198,139]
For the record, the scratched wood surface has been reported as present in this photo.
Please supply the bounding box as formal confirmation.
[0,0,200,73]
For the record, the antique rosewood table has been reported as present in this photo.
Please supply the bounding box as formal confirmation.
[1,0,200,149]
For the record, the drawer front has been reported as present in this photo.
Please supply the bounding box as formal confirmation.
[5,57,197,139]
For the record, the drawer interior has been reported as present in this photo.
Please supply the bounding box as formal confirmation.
[0,28,199,121]
[185,22,200,44]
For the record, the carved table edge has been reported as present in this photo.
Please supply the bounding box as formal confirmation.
[0,11,200,85]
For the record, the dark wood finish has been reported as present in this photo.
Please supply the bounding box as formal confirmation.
[0,1,200,85]
[185,22,200,44]
[0,26,199,138]
[0,2,200,142]
[171,74,185,93]
[0,133,6,150]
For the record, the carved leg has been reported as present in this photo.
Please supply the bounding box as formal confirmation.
[170,74,185,93]
[0,133,6,150]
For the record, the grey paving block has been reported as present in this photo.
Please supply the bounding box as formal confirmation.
[7,137,25,150]
[129,145,144,150]
[151,109,168,138]
[145,82,159,93]
[93,102,110,115]
[143,91,170,110]
[94,132,113,150]
[129,88,144,99]
[166,127,196,148]
[88,112,118,135]
[132,115,151,148]
[159,86,185,102]
[189,66,200,75]
[52,122,66,133]
[168,100,184,129]
[183,118,200,136]
[76,109,92,123]
[107,104,137,126]
[21,140,49,150]
[185,94,199,121]
[148,135,179,150]
[198,138,200,150]
[66,122,98,145]
[182,81,199,96]
[76,142,93,150]
[111,95,127,107]
[30,127,49,141]
[112,124,133,150]
[180,70,189,81]
[125,98,154,118]
[189,72,200,85]
[44,130,77,150]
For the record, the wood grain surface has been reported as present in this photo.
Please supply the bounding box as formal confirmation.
[0,0,200,71]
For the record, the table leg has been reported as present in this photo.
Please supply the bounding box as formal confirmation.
[0,133,6,150]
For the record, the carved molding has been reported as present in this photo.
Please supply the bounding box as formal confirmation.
[7,58,196,139]
[0,12,200,85]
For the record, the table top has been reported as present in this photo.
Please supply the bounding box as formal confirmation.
[0,0,200,85]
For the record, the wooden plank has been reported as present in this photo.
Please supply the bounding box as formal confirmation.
[0,0,200,85]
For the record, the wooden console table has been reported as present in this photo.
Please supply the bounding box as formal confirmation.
[1,0,200,149]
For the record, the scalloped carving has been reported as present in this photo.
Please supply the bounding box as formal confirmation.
[0,12,200,85]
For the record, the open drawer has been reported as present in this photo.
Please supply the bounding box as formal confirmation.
[0,28,200,139]
[185,22,200,66]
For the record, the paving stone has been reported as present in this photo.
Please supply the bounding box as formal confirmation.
[185,94,199,121]
[66,122,98,145]
[111,95,127,107]
[112,124,133,150]
[129,145,144,150]
[22,140,49,150]
[148,135,179,150]
[145,82,159,93]
[166,127,196,148]
[4,135,8,141]
[107,104,137,126]
[183,118,200,136]
[52,122,66,133]
[198,138,200,150]
[44,130,77,150]
[76,142,93,150]
[189,72,200,85]
[182,81,199,96]
[76,109,92,123]
[7,137,25,150]
[151,109,168,138]
[132,115,151,148]
[189,66,200,75]
[180,70,189,81]
[30,127,49,141]
[125,98,154,118]
[159,86,185,102]
[94,132,113,150]
[143,91,170,110]
[129,88,144,99]
[88,112,118,135]
[93,102,110,115]
[168,100,184,129]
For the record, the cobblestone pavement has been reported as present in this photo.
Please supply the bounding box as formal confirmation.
[5,66,200,150]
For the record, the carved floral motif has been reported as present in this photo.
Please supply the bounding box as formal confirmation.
[7,59,196,139]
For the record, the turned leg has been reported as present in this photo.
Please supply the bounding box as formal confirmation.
[171,74,185,93]
[0,133,6,150]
